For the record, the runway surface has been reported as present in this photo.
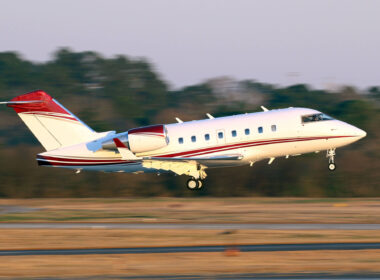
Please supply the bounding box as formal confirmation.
[10,273,380,280]
[0,223,380,230]
[1,242,380,256]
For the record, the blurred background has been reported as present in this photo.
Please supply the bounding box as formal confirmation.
[0,0,379,197]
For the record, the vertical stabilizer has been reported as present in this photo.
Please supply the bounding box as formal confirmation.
[6,90,97,151]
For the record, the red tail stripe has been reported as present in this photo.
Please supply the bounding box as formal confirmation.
[8,90,71,115]
[22,112,78,122]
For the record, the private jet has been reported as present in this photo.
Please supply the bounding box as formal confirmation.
[1,90,366,190]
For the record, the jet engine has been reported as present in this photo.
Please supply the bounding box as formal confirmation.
[101,124,169,153]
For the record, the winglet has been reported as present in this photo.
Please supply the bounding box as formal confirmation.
[113,138,139,160]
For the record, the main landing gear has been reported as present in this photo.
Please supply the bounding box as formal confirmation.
[327,148,336,171]
[186,178,203,190]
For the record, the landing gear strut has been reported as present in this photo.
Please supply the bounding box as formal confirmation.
[186,178,203,190]
[327,148,336,171]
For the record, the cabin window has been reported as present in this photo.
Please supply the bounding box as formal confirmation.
[178,137,184,144]
[205,134,210,141]
[218,132,224,139]
[258,127,263,133]
[245,128,250,135]
[231,130,237,137]
[271,125,277,132]
[302,113,334,123]
[191,135,196,142]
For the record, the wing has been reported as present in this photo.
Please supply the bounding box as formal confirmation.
[142,154,244,179]
[111,135,244,179]
[145,154,243,165]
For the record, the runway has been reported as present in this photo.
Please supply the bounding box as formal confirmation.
[1,242,380,256]
[44,273,380,279]
[0,223,380,230]
[0,274,379,280]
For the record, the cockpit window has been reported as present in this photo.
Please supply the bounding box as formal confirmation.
[302,113,334,123]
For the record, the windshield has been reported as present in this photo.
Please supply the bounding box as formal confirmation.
[302,113,334,123]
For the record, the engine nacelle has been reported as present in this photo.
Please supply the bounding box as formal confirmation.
[128,124,168,153]
[101,124,169,154]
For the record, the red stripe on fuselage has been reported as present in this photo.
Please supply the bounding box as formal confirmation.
[155,135,353,158]
[37,155,126,163]
[37,135,354,167]
[38,160,138,166]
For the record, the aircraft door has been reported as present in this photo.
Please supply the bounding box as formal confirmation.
[216,129,226,145]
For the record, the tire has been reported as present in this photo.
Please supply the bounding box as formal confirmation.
[197,180,203,189]
[328,163,336,171]
[186,179,199,190]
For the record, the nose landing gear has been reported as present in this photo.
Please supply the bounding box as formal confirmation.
[186,178,203,190]
[327,148,336,171]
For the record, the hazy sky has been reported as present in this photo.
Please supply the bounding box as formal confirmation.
[1,0,379,89]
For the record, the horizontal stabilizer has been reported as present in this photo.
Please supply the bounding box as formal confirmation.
[0,100,44,105]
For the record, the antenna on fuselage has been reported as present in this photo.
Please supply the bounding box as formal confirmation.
[175,117,183,123]
[206,113,214,119]
[261,106,269,112]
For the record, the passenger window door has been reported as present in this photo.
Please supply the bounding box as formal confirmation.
[216,129,225,145]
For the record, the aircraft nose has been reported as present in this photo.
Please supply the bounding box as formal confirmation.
[349,125,367,139]
[355,127,367,139]
[339,122,366,140]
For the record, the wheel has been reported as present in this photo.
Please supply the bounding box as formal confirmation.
[197,180,203,189]
[328,163,336,171]
[186,178,199,190]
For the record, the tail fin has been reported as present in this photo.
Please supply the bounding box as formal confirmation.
[5,90,97,151]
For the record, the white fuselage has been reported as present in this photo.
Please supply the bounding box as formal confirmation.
[38,107,366,173]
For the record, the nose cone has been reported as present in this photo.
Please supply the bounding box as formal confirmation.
[330,121,366,147]
[338,121,366,141]
[356,127,367,139]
